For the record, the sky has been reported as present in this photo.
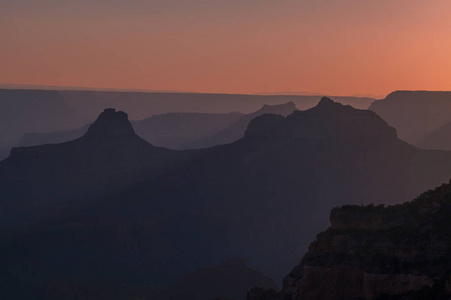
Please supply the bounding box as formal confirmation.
[1,0,451,96]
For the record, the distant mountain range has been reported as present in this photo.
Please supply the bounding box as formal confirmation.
[17,102,297,150]
[0,89,373,160]
[2,98,451,299]
[17,112,243,149]
[0,84,384,98]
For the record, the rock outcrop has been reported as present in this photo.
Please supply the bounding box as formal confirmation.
[84,108,135,138]
[250,181,451,299]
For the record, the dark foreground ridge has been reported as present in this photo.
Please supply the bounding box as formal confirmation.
[249,180,451,299]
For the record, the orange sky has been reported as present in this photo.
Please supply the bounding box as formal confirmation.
[1,0,451,96]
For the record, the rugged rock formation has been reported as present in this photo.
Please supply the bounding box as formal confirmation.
[246,98,395,140]
[188,102,297,148]
[250,181,451,299]
[84,108,135,137]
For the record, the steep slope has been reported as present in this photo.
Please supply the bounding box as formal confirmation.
[251,180,451,299]
[132,112,243,149]
[2,98,451,299]
[369,90,451,144]
[187,102,297,148]
[18,124,91,147]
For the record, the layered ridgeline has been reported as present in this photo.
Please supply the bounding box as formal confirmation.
[0,108,189,225]
[250,181,451,299]
[3,98,451,299]
[184,102,297,148]
[369,91,451,146]
[17,102,297,150]
[0,89,374,160]
[17,112,243,149]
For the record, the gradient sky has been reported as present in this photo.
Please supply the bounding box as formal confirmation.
[1,0,451,96]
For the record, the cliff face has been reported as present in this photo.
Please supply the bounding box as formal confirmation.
[250,181,451,299]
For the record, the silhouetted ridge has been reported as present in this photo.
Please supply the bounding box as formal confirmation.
[255,101,297,114]
[0,89,375,160]
[245,114,285,137]
[369,91,451,144]
[84,108,135,138]
[245,97,397,139]
[309,96,361,114]
[8,108,145,159]
[315,96,335,107]
[185,101,298,148]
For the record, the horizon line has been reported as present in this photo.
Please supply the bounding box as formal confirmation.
[0,83,389,99]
